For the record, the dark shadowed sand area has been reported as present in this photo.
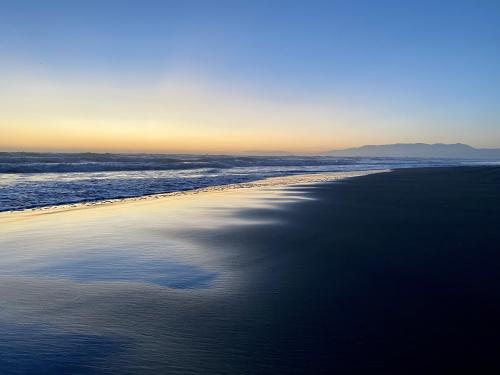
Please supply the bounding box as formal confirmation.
[1,167,500,374]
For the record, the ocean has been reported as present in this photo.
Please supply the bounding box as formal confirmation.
[0,152,475,212]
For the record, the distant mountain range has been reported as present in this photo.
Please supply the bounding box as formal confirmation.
[324,143,500,159]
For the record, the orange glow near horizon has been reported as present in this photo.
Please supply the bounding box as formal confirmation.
[1,69,488,154]
[1,124,352,154]
[0,72,376,154]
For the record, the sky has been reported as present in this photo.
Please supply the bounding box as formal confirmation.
[1,0,499,153]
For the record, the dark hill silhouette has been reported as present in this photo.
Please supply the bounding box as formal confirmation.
[324,143,500,159]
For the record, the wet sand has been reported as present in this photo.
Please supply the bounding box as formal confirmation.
[1,167,500,373]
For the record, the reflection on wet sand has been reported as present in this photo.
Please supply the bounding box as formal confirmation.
[0,171,382,374]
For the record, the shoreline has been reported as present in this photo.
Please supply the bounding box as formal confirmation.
[0,169,388,218]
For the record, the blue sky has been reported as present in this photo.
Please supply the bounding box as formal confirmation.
[1,0,499,152]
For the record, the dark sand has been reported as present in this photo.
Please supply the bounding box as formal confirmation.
[194,166,500,373]
[1,166,500,374]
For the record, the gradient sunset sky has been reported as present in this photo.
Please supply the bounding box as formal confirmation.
[1,0,499,153]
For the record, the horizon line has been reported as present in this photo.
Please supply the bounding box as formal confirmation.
[1,141,500,156]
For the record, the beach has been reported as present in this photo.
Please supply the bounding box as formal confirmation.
[1,166,500,373]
